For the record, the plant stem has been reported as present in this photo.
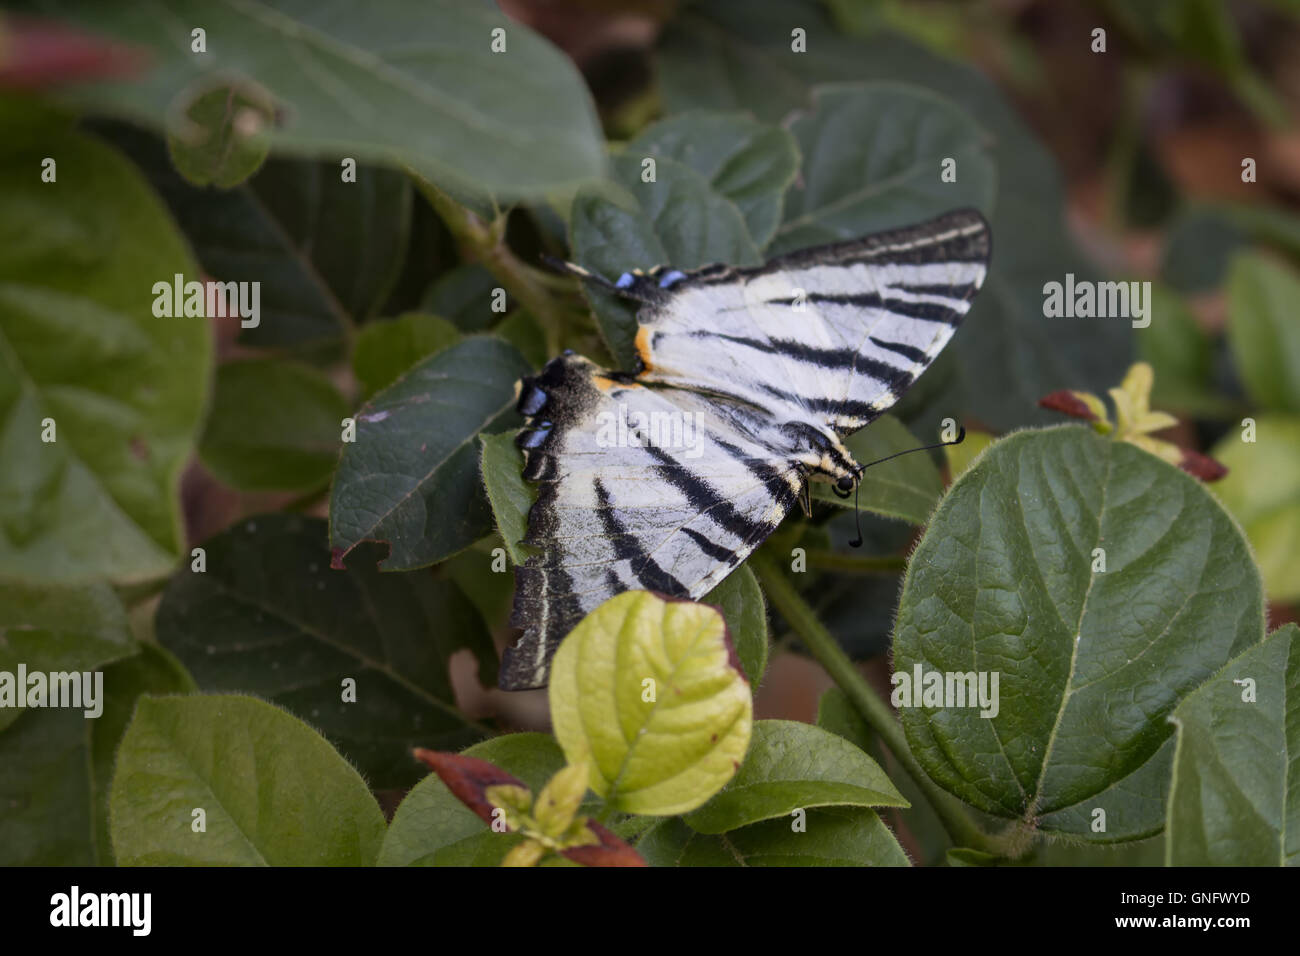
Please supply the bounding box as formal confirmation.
[749,551,997,854]
[804,549,905,574]
[414,176,571,355]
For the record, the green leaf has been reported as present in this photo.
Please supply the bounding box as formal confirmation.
[1138,284,1232,417]
[479,431,534,567]
[810,413,944,524]
[703,565,768,686]
[817,687,955,867]
[379,733,568,866]
[198,359,349,492]
[625,111,799,248]
[683,720,907,833]
[0,122,211,583]
[656,2,1133,430]
[943,427,995,483]
[816,686,873,751]
[0,644,193,865]
[155,514,492,788]
[420,265,501,333]
[165,82,271,188]
[570,154,761,366]
[894,426,1265,841]
[354,312,461,400]
[1210,416,1300,603]
[330,336,532,570]
[1166,624,1299,866]
[34,0,606,199]
[1227,253,1300,413]
[110,694,386,865]
[773,83,994,252]
[638,807,910,866]
[0,580,136,732]
[549,591,753,816]
[100,122,410,354]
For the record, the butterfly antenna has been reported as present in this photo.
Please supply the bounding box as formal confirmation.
[849,478,865,548]
[847,426,966,549]
[539,253,616,289]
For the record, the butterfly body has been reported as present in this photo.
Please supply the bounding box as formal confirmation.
[502,210,991,690]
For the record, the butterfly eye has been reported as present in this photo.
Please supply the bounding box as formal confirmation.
[836,476,855,492]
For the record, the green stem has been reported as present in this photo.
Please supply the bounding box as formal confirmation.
[804,549,905,574]
[750,551,997,855]
[414,176,571,355]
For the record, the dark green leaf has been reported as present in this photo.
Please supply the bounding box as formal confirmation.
[99,123,410,354]
[625,111,799,248]
[656,2,1133,429]
[110,694,386,865]
[199,359,349,492]
[330,336,532,570]
[894,426,1265,841]
[156,514,494,787]
[570,155,761,366]
[0,580,136,732]
[704,565,768,686]
[1166,624,1299,866]
[771,83,994,253]
[353,312,461,400]
[0,644,194,865]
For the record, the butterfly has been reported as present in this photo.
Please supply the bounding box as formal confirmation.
[500,209,991,690]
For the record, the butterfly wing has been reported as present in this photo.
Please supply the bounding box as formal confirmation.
[630,209,991,436]
[502,354,800,690]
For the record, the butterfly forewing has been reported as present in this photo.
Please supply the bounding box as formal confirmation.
[635,209,990,435]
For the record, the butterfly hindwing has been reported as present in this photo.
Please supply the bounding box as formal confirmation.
[502,354,800,690]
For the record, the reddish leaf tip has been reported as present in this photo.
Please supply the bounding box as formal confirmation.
[1038,390,1098,421]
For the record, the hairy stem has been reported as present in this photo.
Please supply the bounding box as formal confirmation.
[750,551,999,855]
[804,549,906,574]
[414,176,571,355]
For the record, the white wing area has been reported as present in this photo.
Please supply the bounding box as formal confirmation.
[502,209,992,690]
[636,210,990,435]
[502,355,799,690]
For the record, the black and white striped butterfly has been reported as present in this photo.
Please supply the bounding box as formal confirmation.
[501,209,991,690]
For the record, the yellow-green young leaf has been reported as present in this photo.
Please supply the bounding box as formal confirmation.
[1211,416,1300,602]
[549,591,753,816]
[501,839,546,868]
[532,763,589,839]
[943,427,995,482]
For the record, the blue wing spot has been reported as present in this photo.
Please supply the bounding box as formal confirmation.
[614,273,635,289]
[658,270,687,288]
